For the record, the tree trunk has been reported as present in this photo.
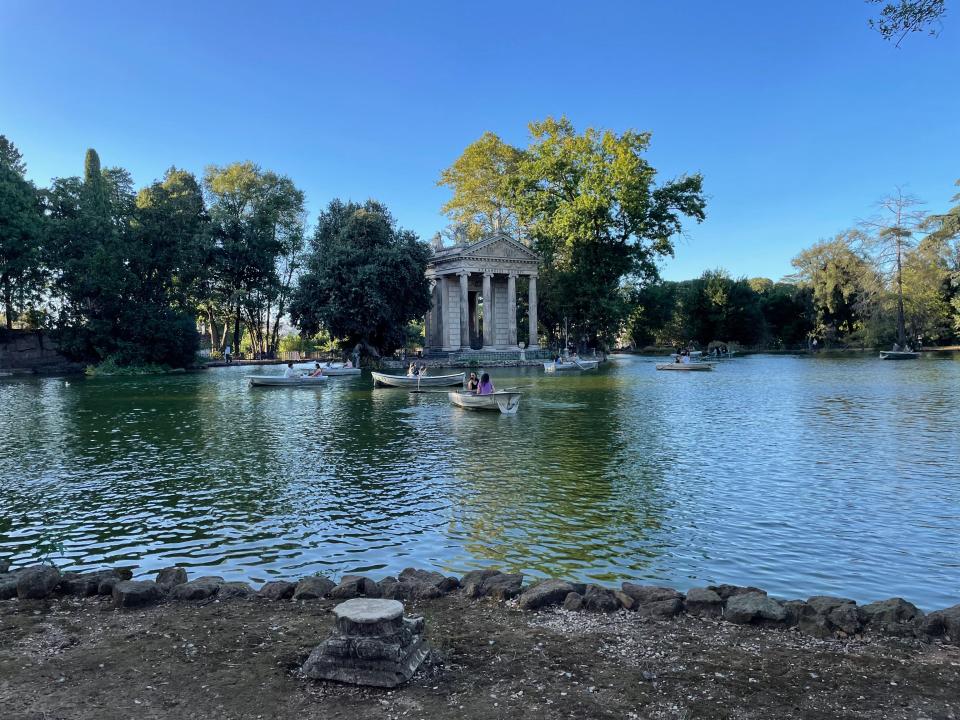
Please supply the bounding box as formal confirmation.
[233,298,242,354]
[2,277,13,330]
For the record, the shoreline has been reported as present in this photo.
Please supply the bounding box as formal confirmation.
[1,563,959,719]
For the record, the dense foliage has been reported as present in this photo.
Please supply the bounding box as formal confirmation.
[438,117,707,350]
[288,200,431,357]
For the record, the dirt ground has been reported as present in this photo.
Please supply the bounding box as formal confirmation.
[1,594,958,720]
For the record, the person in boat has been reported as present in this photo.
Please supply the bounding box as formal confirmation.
[407,362,418,377]
[892,342,901,352]
[283,362,299,378]
[343,358,353,369]
[674,353,682,364]
[308,362,324,377]
[477,372,495,395]
[466,372,480,392]
[681,351,691,364]
[418,362,427,376]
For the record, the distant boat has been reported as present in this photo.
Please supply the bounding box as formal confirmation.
[448,390,521,415]
[543,359,600,372]
[371,371,465,388]
[879,350,921,360]
[248,374,329,387]
[656,363,714,372]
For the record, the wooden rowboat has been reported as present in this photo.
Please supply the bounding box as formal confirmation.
[371,371,465,388]
[543,359,600,372]
[317,367,361,376]
[655,363,714,372]
[879,351,920,360]
[448,390,521,415]
[248,375,329,387]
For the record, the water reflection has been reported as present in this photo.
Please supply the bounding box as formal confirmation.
[1,355,959,608]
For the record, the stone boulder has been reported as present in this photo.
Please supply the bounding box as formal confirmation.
[60,570,125,597]
[258,580,296,601]
[920,604,960,641]
[399,568,459,593]
[461,570,524,601]
[563,592,583,611]
[16,565,61,599]
[861,598,924,637]
[582,584,620,613]
[96,568,133,595]
[725,592,788,626]
[292,575,336,601]
[620,584,684,618]
[155,567,188,591]
[685,587,724,618]
[518,579,576,611]
[798,596,863,638]
[330,575,382,600]
[708,584,766,600]
[782,600,807,627]
[170,576,224,602]
[1,569,23,600]
[217,582,254,600]
[0,559,10,574]
[113,580,162,608]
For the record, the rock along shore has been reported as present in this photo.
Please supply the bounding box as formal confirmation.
[2,561,960,719]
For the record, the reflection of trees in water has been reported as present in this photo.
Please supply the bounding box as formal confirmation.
[445,370,671,582]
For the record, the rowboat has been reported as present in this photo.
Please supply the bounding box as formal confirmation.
[655,363,714,372]
[879,351,920,360]
[371,371,465,388]
[542,359,600,372]
[248,374,329,387]
[317,366,361,376]
[448,390,522,415]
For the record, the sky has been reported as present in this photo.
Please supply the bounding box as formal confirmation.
[1,1,958,281]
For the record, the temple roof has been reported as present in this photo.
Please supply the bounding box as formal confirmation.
[428,231,540,273]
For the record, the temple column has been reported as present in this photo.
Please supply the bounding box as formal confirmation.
[482,272,494,348]
[528,274,539,348]
[440,275,452,350]
[507,272,518,347]
[458,271,469,350]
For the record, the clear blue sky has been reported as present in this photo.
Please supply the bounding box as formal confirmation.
[2,1,958,281]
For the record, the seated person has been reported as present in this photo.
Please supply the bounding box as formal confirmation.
[477,372,495,395]
[283,362,299,378]
[466,372,479,392]
[406,362,417,377]
[308,362,323,377]
[418,363,427,376]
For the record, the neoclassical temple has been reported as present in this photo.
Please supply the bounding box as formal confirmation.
[424,232,541,352]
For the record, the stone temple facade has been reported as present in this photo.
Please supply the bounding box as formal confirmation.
[424,232,541,352]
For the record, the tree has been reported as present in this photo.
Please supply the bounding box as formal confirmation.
[0,136,44,329]
[900,236,953,342]
[859,189,927,347]
[791,233,877,342]
[289,200,431,357]
[204,162,306,357]
[868,0,947,45]
[437,132,524,243]
[513,117,706,350]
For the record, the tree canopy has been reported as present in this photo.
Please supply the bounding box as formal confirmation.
[289,200,431,356]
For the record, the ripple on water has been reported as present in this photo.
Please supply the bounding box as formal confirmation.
[0,357,959,607]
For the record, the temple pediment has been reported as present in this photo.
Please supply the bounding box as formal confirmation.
[430,232,540,266]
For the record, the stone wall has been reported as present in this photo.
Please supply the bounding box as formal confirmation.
[0,331,83,374]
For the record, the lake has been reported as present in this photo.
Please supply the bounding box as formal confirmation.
[1,353,958,609]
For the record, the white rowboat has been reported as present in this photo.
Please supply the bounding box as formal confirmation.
[318,367,362,376]
[542,360,600,372]
[879,351,920,360]
[448,390,522,415]
[371,371,465,388]
[655,363,714,372]
[248,375,329,387]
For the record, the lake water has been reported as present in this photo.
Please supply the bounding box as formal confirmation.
[1,354,958,609]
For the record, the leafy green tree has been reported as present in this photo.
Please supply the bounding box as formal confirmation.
[901,236,953,342]
[791,233,877,343]
[204,162,306,357]
[626,281,678,347]
[513,117,706,349]
[756,282,814,348]
[289,200,431,357]
[0,136,44,329]
[437,131,524,242]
